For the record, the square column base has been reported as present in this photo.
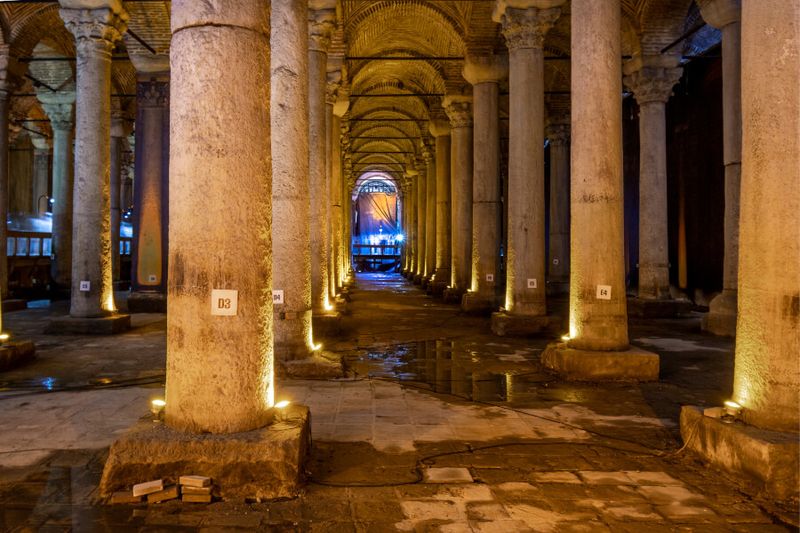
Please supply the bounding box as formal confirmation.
[443,287,465,305]
[280,351,343,379]
[413,274,424,285]
[541,341,659,381]
[127,292,167,313]
[460,292,495,315]
[312,311,342,338]
[680,406,799,501]
[701,311,737,337]
[430,281,447,297]
[2,299,27,312]
[0,340,35,371]
[45,313,131,335]
[99,405,311,502]
[490,312,559,337]
[627,297,693,318]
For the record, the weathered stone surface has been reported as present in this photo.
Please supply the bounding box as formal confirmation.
[280,352,343,379]
[100,405,310,501]
[490,312,559,337]
[443,287,465,305]
[680,406,799,501]
[312,311,342,338]
[423,467,473,484]
[626,297,693,318]
[0,340,35,371]
[45,314,130,335]
[127,292,166,313]
[541,341,659,381]
[461,292,495,315]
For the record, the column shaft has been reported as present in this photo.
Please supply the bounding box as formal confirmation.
[110,133,122,281]
[330,113,342,292]
[547,124,569,287]
[568,0,628,350]
[32,144,50,216]
[424,154,436,279]
[166,0,273,433]
[50,123,73,288]
[271,0,312,360]
[415,171,426,277]
[445,99,473,292]
[325,95,335,300]
[432,130,451,285]
[0,92,7,298]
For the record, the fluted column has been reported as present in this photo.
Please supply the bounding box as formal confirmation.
[732,0,799,432]
[61,5,128,317]
[308,7,335,311]
[166,0,273,432]
[271,0,313,361]
[443,96,473,300]
[423,149,436,282]
[430,120,451,294]
[698,0,742,336]
[624,63,682,300]
[461,55,507,312]
[495,3,561,319]
[38,92,75,289]
[414,165,426,282]
[546,120,570,292]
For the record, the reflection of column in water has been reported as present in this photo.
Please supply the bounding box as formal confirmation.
[435,340,452,394]
[472,372,503,402]
[423,340,436,388]
[505,373,515,403]
[451,347,470,398]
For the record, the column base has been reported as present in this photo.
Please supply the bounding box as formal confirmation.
[701,291,737,337]
[312,310,342,338]
[430,281,447,297]
[2,299,27,312]
[490,312,559,337]
[545,281,569,297]
[127,291,167,313]
[421,276,433,290]
[541,341,659,381]
[99,404,310,502]
[413,274,424,285]
[443,287,465,304]
[627,297,693,318]
[460,292,495,315]
[680,406,799,502]
[0,340,36,371]
[45,313,131,335]
[281,351,344,379]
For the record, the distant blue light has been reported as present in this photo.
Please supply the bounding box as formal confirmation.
[396,234,404,242]
[41,377,56,391]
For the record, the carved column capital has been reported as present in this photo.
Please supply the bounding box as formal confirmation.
[462,55,508,86]
[443,95,473,129]
[696,0,740,29]
[497,6,561,50]
[137,77,169,107]
[546,122,570,146]
[624,66,683,105]
[39,91,76,131]
[60,7,128,58]
[308,9,336,53]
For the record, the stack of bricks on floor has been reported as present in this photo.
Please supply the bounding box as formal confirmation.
[111,475,214,504]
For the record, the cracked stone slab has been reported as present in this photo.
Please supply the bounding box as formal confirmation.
[423,467,474,484]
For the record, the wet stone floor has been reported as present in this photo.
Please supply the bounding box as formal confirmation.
[0,273,797,532]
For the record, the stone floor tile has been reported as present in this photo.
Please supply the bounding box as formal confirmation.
[600,503,663,521]
[637,485,709,505]
[530,472,582,484]
[578,471,636,485]
[623,471,684,486]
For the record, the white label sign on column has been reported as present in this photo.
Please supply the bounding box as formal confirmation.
[486,274,494,282]
[79,280,91,292]
[211,289,238,316]
[527,278,538,289]
[272,290,285,305]
[596,285,612,300]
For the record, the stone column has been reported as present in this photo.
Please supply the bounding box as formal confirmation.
[166,0,274,432]
[461,55,507,313]
[542,0,658,380]
[413,166,426,283]
[271,0,313,363]
[442,96,473,304]
[308,7,335,311]
[698,0,742,336]
[624,62,684,309]
[733,0,799,432]
[38,92,75,290]
[546,120,570,293]
[403,174,416,276]
[325,79,337,301]
[423,149,436,284]
[330,96,348,293]
[31,138,50,216]
[110,114,127,282]
[129,75,169,312]
[60,5,128,320]
[430,120,451,295]
[0,79,9,298]
[492,3,561,334]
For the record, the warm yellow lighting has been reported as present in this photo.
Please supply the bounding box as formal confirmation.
[103,292,117,313]
[150,398,166,420]
[151,399,166,408]
[324,303,334,311]
[312,343,322,351]
[724,400,741,409]
[274,400,290,409]
[561,334,570,342]
[0,333,9,342]
[723,400,742,417]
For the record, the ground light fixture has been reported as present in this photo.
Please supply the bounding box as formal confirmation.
[150,398,166,421]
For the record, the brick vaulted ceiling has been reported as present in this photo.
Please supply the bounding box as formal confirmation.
[0,0,706,180]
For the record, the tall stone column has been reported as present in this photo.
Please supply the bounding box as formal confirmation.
[423,149,436,284]
[492,3,561,334]
[38,92,74,290]
[129,75,169,312]
[110,114,128,282]
[325,79,337,301]
[430,120,451,296]
[166,0,274,432]
[624,62,685,313]
[0,79,9,299]
[413,166,426,283]
[461,55,507,313]
[542,0,658,380]
[698,0,742,336]
[403,174,416,276]
[308,7,335,311]
[442,96,473,304]
[31,138,50,216]
[59,5,129,325]
[330,96,348,293]
[546,120,570,293]
[271,0,313,363]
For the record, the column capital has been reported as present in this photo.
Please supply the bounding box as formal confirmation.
[495,5,562,51]
[443,95,473,129]
[546,122,570,146]
[137,76,169,107]
[696,0,740,29]
[462,54,508,86]
[38,91,76,131]
[129,51,170,75]
[429,119,451,138]
[60,6,128,56]
[333,85,350,117]
[308,8,336,53]
[624,66,683,105]
[325,72,341,105]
